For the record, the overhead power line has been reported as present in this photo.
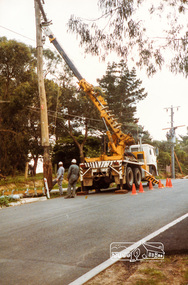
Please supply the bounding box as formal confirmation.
[27,106,106,133]
[27,106,101,122]
[0,24,186,47]
[0,25,36,43]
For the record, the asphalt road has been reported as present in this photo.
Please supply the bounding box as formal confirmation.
[0,179,187,285]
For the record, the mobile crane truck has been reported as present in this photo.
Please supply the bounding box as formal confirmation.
[36,0,161,192]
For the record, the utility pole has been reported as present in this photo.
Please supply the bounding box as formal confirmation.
[34,0,52,190]
[164,105,180,179]
[170,106,175,179]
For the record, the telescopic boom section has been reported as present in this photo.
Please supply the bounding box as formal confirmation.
[42,24,83,81]
[37,0,134,157]
[78,79,135,156]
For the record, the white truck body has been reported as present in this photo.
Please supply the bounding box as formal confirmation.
[129,144,158,176]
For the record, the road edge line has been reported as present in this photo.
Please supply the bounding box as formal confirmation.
[69,212,188,285]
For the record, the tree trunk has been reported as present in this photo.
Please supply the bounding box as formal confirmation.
[79,144,85,163]
[25,162,29,179]
[43,147,53,190]
[12,164,18,177]
[33,155,38,176]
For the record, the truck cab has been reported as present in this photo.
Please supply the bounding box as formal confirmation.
[129,144,158,177]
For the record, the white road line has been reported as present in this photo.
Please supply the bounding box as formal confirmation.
[69,212,188,285]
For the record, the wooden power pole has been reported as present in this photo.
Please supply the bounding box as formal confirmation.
[34,0,52,190]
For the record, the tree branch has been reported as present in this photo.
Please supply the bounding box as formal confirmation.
[0,129,18,135]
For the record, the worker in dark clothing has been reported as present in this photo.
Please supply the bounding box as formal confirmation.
[64,159,79,199]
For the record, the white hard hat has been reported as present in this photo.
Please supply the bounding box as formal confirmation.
[71,159,77,164]
[58,161,63,165]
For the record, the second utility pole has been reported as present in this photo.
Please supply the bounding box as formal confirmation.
[34,0,52,190]
[170,106,175,179]
[165,105,179,179]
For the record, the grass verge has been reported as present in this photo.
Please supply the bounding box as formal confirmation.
[85,254,188,285]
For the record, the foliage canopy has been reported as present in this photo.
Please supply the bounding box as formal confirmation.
[68,0,188,76]
[0,36,187,177]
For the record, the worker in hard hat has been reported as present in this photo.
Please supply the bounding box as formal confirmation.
[54,161,65,196]
[64,159,79,198]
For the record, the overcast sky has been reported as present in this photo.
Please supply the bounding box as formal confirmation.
[0,0,187,142]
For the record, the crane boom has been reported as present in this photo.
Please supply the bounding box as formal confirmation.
[42,24,83,81]
[35,0,160,192]
[36,0,134,158]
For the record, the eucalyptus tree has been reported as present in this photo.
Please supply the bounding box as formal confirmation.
[0,38,61,175]
[68,0,188,76]
[0,37,37,175]
[53,68,104,162]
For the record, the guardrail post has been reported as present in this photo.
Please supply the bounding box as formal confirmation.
[44,178,50,199]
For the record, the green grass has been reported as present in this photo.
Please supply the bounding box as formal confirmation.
[0,172,83,197]
[53,182,68,189]
[0,173,69,187]
[0,196,17,207]
[136,267,167,284]
[184,269,188,281]
[139,267,165,277]
[182,256,188,265]
[0,173,44,186]
[49,192,68,199]
[135,279,158,285]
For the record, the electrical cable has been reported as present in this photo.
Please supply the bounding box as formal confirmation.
[28,107,106,133]
[27,106,101,122]
[0,25,36,42]
[0,24,185,47]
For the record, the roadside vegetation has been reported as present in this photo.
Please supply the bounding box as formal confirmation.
[0,172,70,207]
[0,196,16,207]
[85,254,188,285]
[0,172,69,192]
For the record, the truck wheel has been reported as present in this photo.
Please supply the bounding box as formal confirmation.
[126,167,134,190]
[133,167,141,188]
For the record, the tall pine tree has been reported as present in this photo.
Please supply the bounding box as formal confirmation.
[97,60,147,135]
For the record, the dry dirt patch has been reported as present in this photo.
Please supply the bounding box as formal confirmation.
[86,254,188,285]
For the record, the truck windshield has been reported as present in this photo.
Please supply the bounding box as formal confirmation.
[131,148,139,152]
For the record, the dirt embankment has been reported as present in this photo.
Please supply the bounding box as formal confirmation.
[0,180,43,193]
[86,255,188,285]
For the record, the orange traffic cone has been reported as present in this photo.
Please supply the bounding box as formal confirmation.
[139,182,145,193]
[131,183,137,195]
[149,181,153,190]
[168,179,173,188]
[166,178,169,187]
[158,180,163,189]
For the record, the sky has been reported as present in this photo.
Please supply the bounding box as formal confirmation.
[0,0,188,142]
